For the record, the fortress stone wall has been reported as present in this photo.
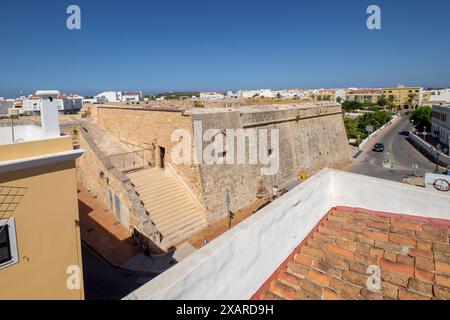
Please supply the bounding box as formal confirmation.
[91,102,350,222]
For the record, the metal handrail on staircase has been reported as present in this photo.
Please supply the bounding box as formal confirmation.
[103,149,153,173]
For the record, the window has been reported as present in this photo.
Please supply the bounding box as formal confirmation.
[0,219,18,269]
[0,225,11,264]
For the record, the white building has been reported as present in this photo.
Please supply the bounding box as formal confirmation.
[335,89,348,102]
[199,92,225,101]
[430,89,450,103]
[431,104,450,148]
[23,91,83,114]
[94,91,121,103]
[237,90,258,99]
[121,91,143,102]
[226,91,239,99]
[94,91,143,103]
[258,89,274,98]
[82,98,97,105]
[237,89,274,99]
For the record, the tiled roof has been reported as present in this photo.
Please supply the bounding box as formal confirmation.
[257,207,450,300]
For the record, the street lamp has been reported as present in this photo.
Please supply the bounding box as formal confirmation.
[435,143,442,174]
[423,126,427,140]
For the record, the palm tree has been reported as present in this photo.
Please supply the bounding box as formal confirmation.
[388,95,396,113]
[407,92,418,110]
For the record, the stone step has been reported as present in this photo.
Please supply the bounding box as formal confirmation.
[158,213,204,235]
[133,178,177,190]
[136,181,177,194]
[139,189,187,204]
[151,204,201,224]
[161,219,208,248]
[142,198,197,216]
[128,170,170,179]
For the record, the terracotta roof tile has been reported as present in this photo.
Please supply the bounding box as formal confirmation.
[256,208,450,300]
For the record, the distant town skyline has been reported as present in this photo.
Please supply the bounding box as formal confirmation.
[1,0,450,97]
[4,84,450,99]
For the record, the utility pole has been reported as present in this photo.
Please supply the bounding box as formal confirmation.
[11,115,15,143]
[412,164,418,178]
[226,189,233,229]
[9,109,20,143]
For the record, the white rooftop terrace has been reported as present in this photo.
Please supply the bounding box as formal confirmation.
[0,125,45,145]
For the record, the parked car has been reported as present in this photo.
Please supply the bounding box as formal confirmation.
[372,143,385,152]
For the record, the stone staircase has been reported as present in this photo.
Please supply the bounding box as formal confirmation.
[127,168,207,249]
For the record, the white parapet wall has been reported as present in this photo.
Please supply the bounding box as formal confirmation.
[331,170,450,216]
[124,168,450,300]
[125,169,335,300]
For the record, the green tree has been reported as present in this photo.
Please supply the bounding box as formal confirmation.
[377,94,388,107]
[342,100,362,113]
[357,111,392,135]
[410,106,432,132]
[344,117,364,140]
[387,95,396,113]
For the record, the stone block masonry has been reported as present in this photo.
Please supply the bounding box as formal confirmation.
[91,102,350,223]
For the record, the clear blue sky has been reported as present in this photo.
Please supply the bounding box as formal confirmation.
[0,0,449,97]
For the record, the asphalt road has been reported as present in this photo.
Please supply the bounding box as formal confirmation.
[346,115,440,182]
[82,243,157,300]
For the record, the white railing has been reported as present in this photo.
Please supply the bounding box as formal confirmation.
[409,132,450,166]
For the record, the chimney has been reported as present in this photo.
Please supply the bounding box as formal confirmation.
[39,91,61,138]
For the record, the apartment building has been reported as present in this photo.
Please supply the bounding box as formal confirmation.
[382,85,424,109]
[94,91,121,103]
[314,89,336,101]
[121,91,142,102]
[237,89,274,99]
[95,91,142,103]
[430,89,450,103]
[23,91,83,114]
[199,92,225,100]
[431,104,450,148]
[345,89,382,104]
[0,95,84,299]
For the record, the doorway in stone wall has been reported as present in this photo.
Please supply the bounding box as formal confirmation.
[159,146,166,169]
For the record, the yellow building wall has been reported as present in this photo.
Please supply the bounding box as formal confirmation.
[0,136,73,162]
[0,160,84,300]
[382,87,421,106]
